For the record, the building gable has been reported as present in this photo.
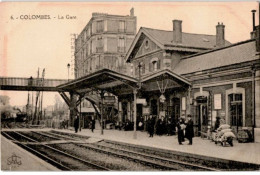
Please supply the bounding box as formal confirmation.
[135,36,161,58]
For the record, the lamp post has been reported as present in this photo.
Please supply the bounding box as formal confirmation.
[67,63,70,81]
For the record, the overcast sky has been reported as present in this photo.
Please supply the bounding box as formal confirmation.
[0,2,259,108]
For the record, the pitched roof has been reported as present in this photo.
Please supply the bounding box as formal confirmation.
[142,27,231,49]
[173,39,258,75]
[125,27,232,62]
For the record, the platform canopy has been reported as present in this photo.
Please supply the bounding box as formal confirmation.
[57,69,191,96]
[57,69,139,96]
[140,69,191,92]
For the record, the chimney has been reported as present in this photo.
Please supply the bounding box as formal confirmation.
[216,22,225,48]
[251,10,256,31]
[172,20,182,43]
[250,9,259,52]
[130,8,134,16]
[256,26,260,52]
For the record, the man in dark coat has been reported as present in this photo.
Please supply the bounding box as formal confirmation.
[185,115,194,145]
[214,117,220,131]
[147,115,155,137]
[91,116,95,132]
[74,115,79,133]
[167,117,172,136]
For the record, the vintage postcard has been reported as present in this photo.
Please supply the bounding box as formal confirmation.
[0,1,260,171]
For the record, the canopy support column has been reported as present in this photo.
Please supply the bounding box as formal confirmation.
[133,89,137,139]
[69,91,77,127]
[100,90,104,135]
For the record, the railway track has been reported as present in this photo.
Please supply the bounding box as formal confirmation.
[3,130,259,171]
[49,130,260,171]
[1,131,110,171]
[19,131,217,170]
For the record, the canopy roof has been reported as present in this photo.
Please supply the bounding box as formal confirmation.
[57,69,139,96]
[140,69,191,92]
[57,69,191,96]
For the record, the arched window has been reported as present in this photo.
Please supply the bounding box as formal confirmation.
[149,57,160,72]
[152,61,158,71]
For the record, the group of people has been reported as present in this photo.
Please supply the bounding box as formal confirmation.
[176,115,194,145]
[73,114,194,145]
[74,115,95,133]
[146,114,194,145]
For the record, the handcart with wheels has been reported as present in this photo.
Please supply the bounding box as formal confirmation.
[213,124,236,147]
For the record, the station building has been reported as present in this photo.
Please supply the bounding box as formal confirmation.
[60,11,260,142]
[123,20,260,140]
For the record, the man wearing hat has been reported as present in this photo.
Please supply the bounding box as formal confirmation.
[185,115,194,145]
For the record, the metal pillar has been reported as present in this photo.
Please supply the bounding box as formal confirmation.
[252,68,256,142]
[100,91,104,135]
[118,101,122,123]
[79,96,82,132]
[69,92,77,127]
[127,101,131,121]
[133,89,137,139]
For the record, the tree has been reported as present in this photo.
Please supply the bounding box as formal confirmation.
[52,94,68,119]
[0,95,13,119]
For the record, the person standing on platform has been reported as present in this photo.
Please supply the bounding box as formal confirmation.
[74,115,79,133]
[156,117,162,135]
[176,118,185,145]
[214,116,221,131]
[185,115,194,145]
[91,116,95,133]
[147,115,155,137]
[167,117,172,136]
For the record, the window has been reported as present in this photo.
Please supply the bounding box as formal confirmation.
[89,24,92,35]
[97,21,104,33]
[86,44,88,56]
[118,37,125,52]
[142,63,145,74]
[149,58,160,72]
[152,61,158,71]
[145,40,149,49]
[229,93,243,127]
[90,40,92,54]
[81,50,84,62]
[84,30,87,40]
[119,21,125,32]
[115,58,119,68]
[85,60,88,74]
[81,36,84,45]
[96,37,103,53]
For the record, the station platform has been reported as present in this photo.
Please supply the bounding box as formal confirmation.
[1,128,260,170]
[55,128,260,165]
[1,134,59,171]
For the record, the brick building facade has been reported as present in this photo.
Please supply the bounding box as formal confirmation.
[124,19,260,141]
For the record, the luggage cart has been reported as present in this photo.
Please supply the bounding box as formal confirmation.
[213,124,236,147]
